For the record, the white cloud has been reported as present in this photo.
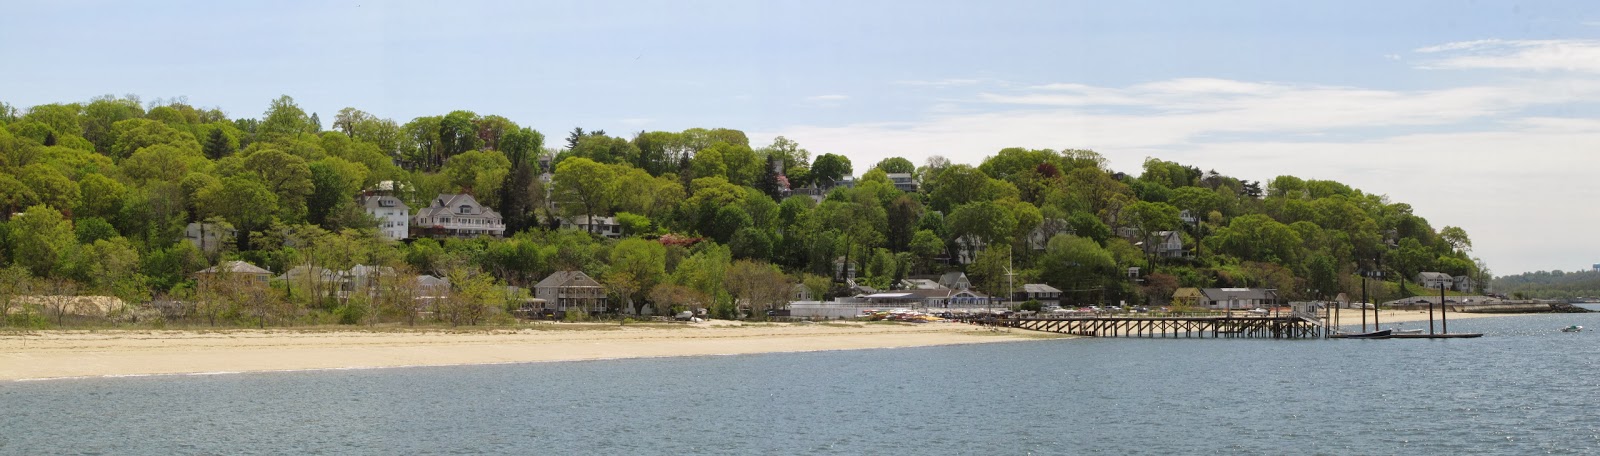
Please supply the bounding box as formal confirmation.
[1414,39,1600,73]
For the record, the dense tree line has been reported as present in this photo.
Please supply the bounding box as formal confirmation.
[1493,270,1600,300]
[0,95,1485,327]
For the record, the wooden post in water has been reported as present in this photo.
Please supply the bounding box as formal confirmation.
[1360,274,1368,332]
[1429,284,1438,335]
[1441,282,1450,334]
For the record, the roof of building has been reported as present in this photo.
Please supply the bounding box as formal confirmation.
[899,279,944,290]
[1198,288,1278,301]
[417,275,450,288]
[535,270,601,289]
[1021,283,1062,294]
[414,193,501,219]
[1417,272,1453,281]
[939,272,969,287]
[199,260,271,275]
[360,194,409,211]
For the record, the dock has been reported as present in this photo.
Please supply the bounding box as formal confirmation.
[973,314,1326,339]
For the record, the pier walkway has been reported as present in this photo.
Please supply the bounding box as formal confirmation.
[972,313,1326,339]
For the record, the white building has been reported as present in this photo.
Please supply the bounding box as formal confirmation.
[360,194,410,240]
[411,193,506,238]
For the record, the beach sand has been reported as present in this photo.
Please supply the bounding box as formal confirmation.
[0,321,1054,381]
[1329,308,1512,325]
[0,310,1528,381]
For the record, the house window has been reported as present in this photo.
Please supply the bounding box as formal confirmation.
[459,205,471,214]
[379,199,395,207]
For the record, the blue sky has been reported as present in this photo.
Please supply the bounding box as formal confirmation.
[3,0,1599,275]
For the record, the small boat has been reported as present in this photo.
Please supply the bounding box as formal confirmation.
[1562,325,1584,333]
[1389,328,1424,335]
[1333,329,1393,339]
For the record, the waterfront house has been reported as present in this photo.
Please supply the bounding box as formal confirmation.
[1196,288,1279,310]
[898,278,943,290]
[1452,275,1476,293]
[938,272,971,290]
[1416,272,1453,290]
[410,193,505,239]
[1014,284,1063,307]
[534,271,608,314]
[860,288,991,309]
[792,283,813,302]
[1172,287,1203,307]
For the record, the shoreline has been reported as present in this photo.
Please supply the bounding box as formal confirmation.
[0,321,1059,382]
[0,311,1536,382]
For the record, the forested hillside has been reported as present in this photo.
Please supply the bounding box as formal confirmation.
[0,95,1487,326]
[1493,270,1600,300]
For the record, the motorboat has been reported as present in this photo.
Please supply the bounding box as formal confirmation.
[1332,329,1393,339]
[1562,325,1584,333]
[1389,328,1424,335]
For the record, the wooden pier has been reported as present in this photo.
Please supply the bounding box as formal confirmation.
[975,314,1326,339]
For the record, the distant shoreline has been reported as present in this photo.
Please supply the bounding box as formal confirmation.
[0,321,1058,382]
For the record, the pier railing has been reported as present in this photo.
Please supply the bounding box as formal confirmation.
[971,314,1325,339]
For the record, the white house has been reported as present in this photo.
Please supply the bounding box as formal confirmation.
[1416,272,1453,290]
[1143,231,1184,258]
[560,215,623,239]
[360,194,410,240]
[411,194,505,239]
[1452,275,1476,293]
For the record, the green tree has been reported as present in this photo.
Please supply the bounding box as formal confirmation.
[551,157,616,234]
[809,153,853,186]
[243,148,314,222]
[199,176,279,251]
[11,205,79,277]
[258,95,312,141]
[874,156,915,174]
[605,238,668,315]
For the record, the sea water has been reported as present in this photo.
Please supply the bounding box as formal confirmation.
[4,311,1600,455]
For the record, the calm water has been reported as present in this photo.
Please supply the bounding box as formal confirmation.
[5,312,1600,455]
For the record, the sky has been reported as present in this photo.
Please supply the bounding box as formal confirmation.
[2,0,1598,276]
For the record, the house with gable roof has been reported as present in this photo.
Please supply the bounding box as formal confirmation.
[1416,272,1453,290]
[410,193,505,239]
[534,271,608,314]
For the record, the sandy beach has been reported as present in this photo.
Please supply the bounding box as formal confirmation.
[0,321,1055,381]
[1329,308,1512,325]
[0,310,1528,382]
